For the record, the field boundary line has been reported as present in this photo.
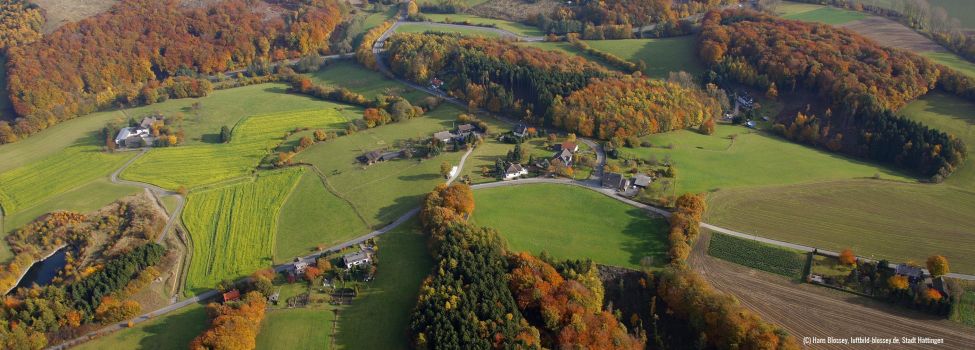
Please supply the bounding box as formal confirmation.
[306,164,371,229]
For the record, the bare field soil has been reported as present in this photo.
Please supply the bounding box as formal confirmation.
[692,231,975,349]
[469,0,563,22]
[841,16,946,53]
[32,0,118,33]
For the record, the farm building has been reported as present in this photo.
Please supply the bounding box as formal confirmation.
[504,163,528,180]
[553,141,578,153]
[602,173,627,191]
[358,150,401,165]
[114,127,152,148]
[457,123,475,134]
[512,124,528,138]
[343,251,372,268]
[222,289,241,303]
[632,174,652,189]
[433,131,456,143]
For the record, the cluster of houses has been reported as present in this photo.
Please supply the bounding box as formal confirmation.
[114,116,163,148]
[358,149,403,165]
[601,172,653,192]
[433,123,477,144]
[893,263,952,300]
[501,139,582,180]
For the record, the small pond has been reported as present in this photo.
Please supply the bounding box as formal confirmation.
[12,248,68,291]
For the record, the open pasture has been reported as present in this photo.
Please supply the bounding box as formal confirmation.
[73,303,207,350]
[621,125,911,194]
[472,184,669,269]
[296,104,468,228]
[275,171,369,262]
[257,308,334,350]
[0,145,135,214]
[394,23,502,38]
[309,61,427,102]
[583,36,705,79]
[897,92,975,191]
[122,108,355,190]
[706,180,975,273]
[334,218,431,350]
[182,168,303,292]
[781,4,866,25]
[421,13,544,36]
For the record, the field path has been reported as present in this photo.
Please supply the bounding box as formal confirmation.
[690,231,975,349]
[109,149,185,244]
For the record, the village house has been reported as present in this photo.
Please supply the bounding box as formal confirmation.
[632,174,652,189]
[553,148,574,166]
[895,263,925,283]
[343,251,372,268]
[602,172,627,191]
[553,141,578,153]
[433,130,455,143]
[503,163,528,180]
[114,127,152,148]
[358,149,402,165]
[512,124,528,138]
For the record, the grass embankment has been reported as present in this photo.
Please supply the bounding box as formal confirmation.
[74,303,208,350]
[182,169,303,293]
[472,184,669,269]
[275,171,369,262]
[122,109,355,190]
[296,104,468,228]
[707,232,807,279]
[421,13,544,36]
[621,124,910,194]
[334,218,431,350]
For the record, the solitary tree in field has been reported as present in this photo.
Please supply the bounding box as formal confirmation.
[220,125,231,143]
[926,255,950,277]
[699,118,715,135]
[440,161,452,179]
[838,249,856,266]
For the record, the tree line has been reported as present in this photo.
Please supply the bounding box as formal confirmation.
[699,9,968,180]
[529,0,733,39]
[1,0,345,144]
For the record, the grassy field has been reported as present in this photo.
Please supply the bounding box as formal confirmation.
[3,178,141,236]
[778,1,866,24]
[334,218,431,350]
[296,104,467,228]
[707,180,975,273]
[0,145,136,214]
[707,232,807,279]
[583,36,704,79]
[257,308,334,350]
[0,83,359,174]
[472,184,669,269]
[275,170,369,262]
[394,23,502,38]
[620,124,911,194]
[421,13,544,36]
[951,286,975,326]
[898,92,975,191]
[924,52,975,79]
[182,169,303,293]
[310,61,427,102]
[122,109,356,190]
[870,0,975,29]
[74,303,207,350]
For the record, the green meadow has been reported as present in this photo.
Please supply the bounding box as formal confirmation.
[473,184,669,269]
[898,92,975,190]
[296,104,468,228]
[275,170,369,262]
[584,36,704,79]
[394,22,502,38]
[310,60,427,102]
[74,303,208,350]
[257,308,335,350]
[621,124,911,194]
[421,13,544,36]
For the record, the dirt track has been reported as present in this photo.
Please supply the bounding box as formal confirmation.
[690,231,975,349]
[841,16,945,53]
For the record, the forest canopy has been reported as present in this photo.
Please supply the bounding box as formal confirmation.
[2,0,344,143]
